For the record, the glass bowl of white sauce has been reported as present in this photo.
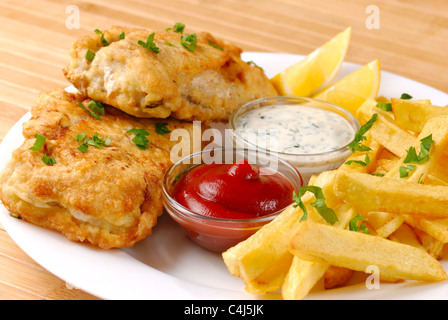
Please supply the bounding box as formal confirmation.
[229,96,360,184]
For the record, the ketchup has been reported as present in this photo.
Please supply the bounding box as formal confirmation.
[172,160,295,220]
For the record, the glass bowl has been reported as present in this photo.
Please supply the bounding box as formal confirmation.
[228,96,360,184]
[162,147,303,252]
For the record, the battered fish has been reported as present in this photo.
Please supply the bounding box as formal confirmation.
[0,89,196,249]
[63,26,278,122]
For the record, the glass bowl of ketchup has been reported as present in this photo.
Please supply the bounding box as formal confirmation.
[162,147,303,252]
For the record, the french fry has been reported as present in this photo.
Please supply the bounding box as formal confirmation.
[280,203,357,299]
[222,203,299,292]
[288,220,448,281]
[430,146,448,183]
[222,75,448,299]
[366,212,405,239]
[413,228,445,260]
[282,257,329,300]
[388,222,423,249]
[244,253,294,294]
[369,112,417,158]
[385,115,448,180]
[222,170,340,293]
[403,215,448,244]
[392,98,448,133]
[346,115,448,237]
[336,132,382,174]
[324,266,354,289]
[356,99,378,124]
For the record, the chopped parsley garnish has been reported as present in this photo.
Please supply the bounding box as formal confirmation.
[87,100,105,116]
[376,93,412,111]
[370,172,385,177]
[126,128,150,150]
[76,132,86,142]
[180,33,197,52]
[119,32,125,40]
[403,134,434,164]
[77,143,89,153]
[376,101,392,112]
[166,22,185,34]
[9,212,22,219]
[349,214,370,234]
[348,113,378,153]
[165,41,177,47]
[155,123,171,135]
[418,174,425,184]
[29,134,46,151]
[345,114,377,167]
[246,61,264,72]
[345,153,371,167]
[77,100,105,120]
[293,186,338,225]
[399,164,416,178]
[85,49,95,62]
[94,29,110,46]
[208,41,223,50]
[138,33,159,53]
[76,133,111,153]
[42,154,56,165]
[400,93,413,100]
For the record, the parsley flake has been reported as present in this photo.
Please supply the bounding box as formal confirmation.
[399,164,416,178]
[292,186,338,225]
[87,100,105,116]
[166,22,185,34]
[208,41,223,50]
[9,212,22,219]
[164,41,177,47]
[138,33,159,53]
[42,154,56,165]
[246,61,264,72]
[77,143,89,153]
[77,101,104,120]
[345,153,371,167]
[119,32,125,40]
[76,133,111,153]
[94,29,110,46]
[85,49,95,62]
[348,113,377,152]
[76,132,86,142]
[403,134,434,164]
[155,123,171,135]
[180,33,197,52]
[29,134,46,151]
[376,102,392,112]
[400,93,413,100]
[349,214,370,234]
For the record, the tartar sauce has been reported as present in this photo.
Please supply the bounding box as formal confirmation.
[234,104,356,155]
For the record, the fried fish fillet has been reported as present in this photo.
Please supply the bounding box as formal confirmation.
[0,89,196,249]
[63,26,278,122]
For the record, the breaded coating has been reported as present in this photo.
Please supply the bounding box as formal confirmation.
[63,26,278,122]
[0,89,195,249]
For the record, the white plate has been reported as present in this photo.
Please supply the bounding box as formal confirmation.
[1,52,448,300]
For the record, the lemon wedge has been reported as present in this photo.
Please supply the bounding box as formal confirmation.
[313,59,381,117]
[270,27,351,97]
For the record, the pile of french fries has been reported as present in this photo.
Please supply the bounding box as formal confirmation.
[222,96,448,299]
